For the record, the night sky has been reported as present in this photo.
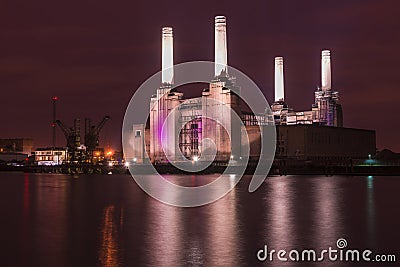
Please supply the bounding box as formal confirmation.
[1,0,399,152]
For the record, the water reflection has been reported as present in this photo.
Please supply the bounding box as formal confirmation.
[266,177,295,248]
[1,173,398,267]
[144,196,183,266]
[141,174,241,266]
[262,176,344,266]
[98,205,124,266]
[23,174,30,219]
[18,173,31,264]
[34,174,69,266]
[313,177,343,248]
[204,174,240,266]
[366,176,375,246]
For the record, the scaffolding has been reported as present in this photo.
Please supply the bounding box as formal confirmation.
[178,99,202,159]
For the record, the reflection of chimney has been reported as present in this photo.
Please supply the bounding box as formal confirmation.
[321,50,331,90]
[162,27,174,84]
[274,57,284,102]
[214,16,227,77]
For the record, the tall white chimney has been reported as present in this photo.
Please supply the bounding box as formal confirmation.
[162,27,174,84]
[214,16,227,77]
[274,57,284,102]
[321,50,331,90]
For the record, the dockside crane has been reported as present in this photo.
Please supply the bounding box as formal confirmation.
[84,116,110,151]
[55,119,82,162]
[55,116,110,164]
[84,116,110,163]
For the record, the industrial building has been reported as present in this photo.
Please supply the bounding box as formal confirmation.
[34,147,67,166]
[54,116,110,163]
[271,52,342,127]
[0,138,33,163]
[0,138,33,155]
[147,17,242,163]
[276,125,375,162]
[129,16,376,165]
[31,116,110,166]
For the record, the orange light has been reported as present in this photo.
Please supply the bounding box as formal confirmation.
[95,152,100,156]
[106,151,113,156]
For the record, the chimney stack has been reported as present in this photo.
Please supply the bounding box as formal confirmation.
[214,16,228,77]
[321,50,331,90]
[162,27,174,84]
[274,57,285,102]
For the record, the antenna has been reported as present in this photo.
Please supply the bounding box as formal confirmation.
[52,96,58,148]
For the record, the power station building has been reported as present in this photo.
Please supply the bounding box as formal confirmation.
[130,16,375,165]
[147,16,243,163]
[271,52,343,127]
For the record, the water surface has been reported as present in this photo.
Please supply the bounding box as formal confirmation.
[0,172,398,266]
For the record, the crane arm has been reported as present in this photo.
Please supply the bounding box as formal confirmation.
[93,115,110,136]
[55,120,72,138]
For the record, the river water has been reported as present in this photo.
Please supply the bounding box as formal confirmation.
[0,172,398,266]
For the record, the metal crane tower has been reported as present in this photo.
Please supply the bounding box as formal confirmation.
[84,116,110,163]
[55,119,82,162]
